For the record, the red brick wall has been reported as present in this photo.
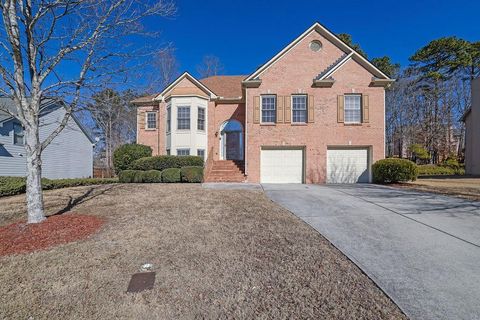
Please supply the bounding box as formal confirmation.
[208,102,245,160]
[245,31,385,183]
[136,104,165,156]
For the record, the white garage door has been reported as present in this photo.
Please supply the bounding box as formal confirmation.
[261,148,303,183]
[327,148,370,183]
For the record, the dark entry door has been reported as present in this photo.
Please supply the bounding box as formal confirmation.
[225,131,241,160]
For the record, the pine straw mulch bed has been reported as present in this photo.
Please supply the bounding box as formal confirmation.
[0,214,103,257]
[0,184,406,320]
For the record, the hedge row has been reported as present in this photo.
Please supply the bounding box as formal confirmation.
[119,166,203,183]
[0,176,118,197]
[130,155,204,171]
[417,165,465,176]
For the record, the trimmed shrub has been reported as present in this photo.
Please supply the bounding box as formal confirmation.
[162,168,181,183]
[142,170,163,183]
[130,155,204,172]
[133,170,146,183]
[418,165,456,176]
[113,144,152,174]
[0,177,26,196]
[180,166,204,183]
[372,158,418,184]
[0,176,118,197]
[42,178,116,189]
[118,170,138,183]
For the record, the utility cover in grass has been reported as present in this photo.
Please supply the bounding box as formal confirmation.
[127,272,156,293]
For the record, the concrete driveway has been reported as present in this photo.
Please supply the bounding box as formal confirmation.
[263,184,480,320]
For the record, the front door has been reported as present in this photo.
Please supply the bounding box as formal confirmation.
[225,131,241,160]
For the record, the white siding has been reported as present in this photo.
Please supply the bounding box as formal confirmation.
[167,97,208,157]
[0,120,27,176]
[0,107,93,178]
[39,108,93,179]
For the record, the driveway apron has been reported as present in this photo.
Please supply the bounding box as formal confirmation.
[263,184,480,320]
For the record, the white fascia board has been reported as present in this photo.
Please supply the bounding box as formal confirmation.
[154,72,217,102]
[319,52,354,80]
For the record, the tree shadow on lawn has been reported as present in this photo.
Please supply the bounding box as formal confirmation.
[51,184,118,217]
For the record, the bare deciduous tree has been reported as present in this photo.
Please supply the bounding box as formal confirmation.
[152,46,179,90]
[0,0,175,223]
[87,89,136,173]
[196,55,223,78]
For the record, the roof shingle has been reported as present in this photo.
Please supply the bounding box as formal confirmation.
[200,75,246,99]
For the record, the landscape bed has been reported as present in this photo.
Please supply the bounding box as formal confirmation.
[0,184,406,319]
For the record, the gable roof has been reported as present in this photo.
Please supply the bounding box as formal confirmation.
[200,75,246,99]
[244,22,392,82]
[131,94,157,105]
[0,97,95,143]
[154,72,217,101]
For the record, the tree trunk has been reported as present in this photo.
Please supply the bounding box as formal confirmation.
[25,127,46,224]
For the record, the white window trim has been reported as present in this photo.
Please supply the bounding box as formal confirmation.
[166,105,171,133]
[344,94,362,124]
[260,94,277,124]
[197,148,205,160]
[177,105,191,131]
[145,111,157,130]
[12,122,25,146]
[291,94,308,124]
[197,106,206,131]
[176,148,190,156]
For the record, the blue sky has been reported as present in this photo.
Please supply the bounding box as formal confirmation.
[142,0,479,80]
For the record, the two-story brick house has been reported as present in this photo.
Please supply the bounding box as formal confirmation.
[133,22,393,183]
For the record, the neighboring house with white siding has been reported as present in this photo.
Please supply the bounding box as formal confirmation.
[0,98,94,179]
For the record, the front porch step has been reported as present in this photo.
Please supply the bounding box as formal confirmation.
[204,160,246,183]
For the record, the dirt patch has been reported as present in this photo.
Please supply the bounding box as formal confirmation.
[0,184,406,319]
[0,214,103,257]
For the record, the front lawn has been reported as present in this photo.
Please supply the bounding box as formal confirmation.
[0,184,405,319]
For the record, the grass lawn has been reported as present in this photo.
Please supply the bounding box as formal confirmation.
[397,177,480,201]
[0,184,405,319]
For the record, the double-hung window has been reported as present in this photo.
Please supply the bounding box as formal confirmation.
[177,149,190,156]
[197,107,205,131]
[177,106,190,130]
[292,95,307,123]
[344,95,362,123]
[146,112,157,129]
[197,149,205,160]
[261,95,276,123]
[13,122,24,145]
[166,106,171,132]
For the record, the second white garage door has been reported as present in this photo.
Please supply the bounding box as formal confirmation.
[261,148,304,183]
[327,148,370,183]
